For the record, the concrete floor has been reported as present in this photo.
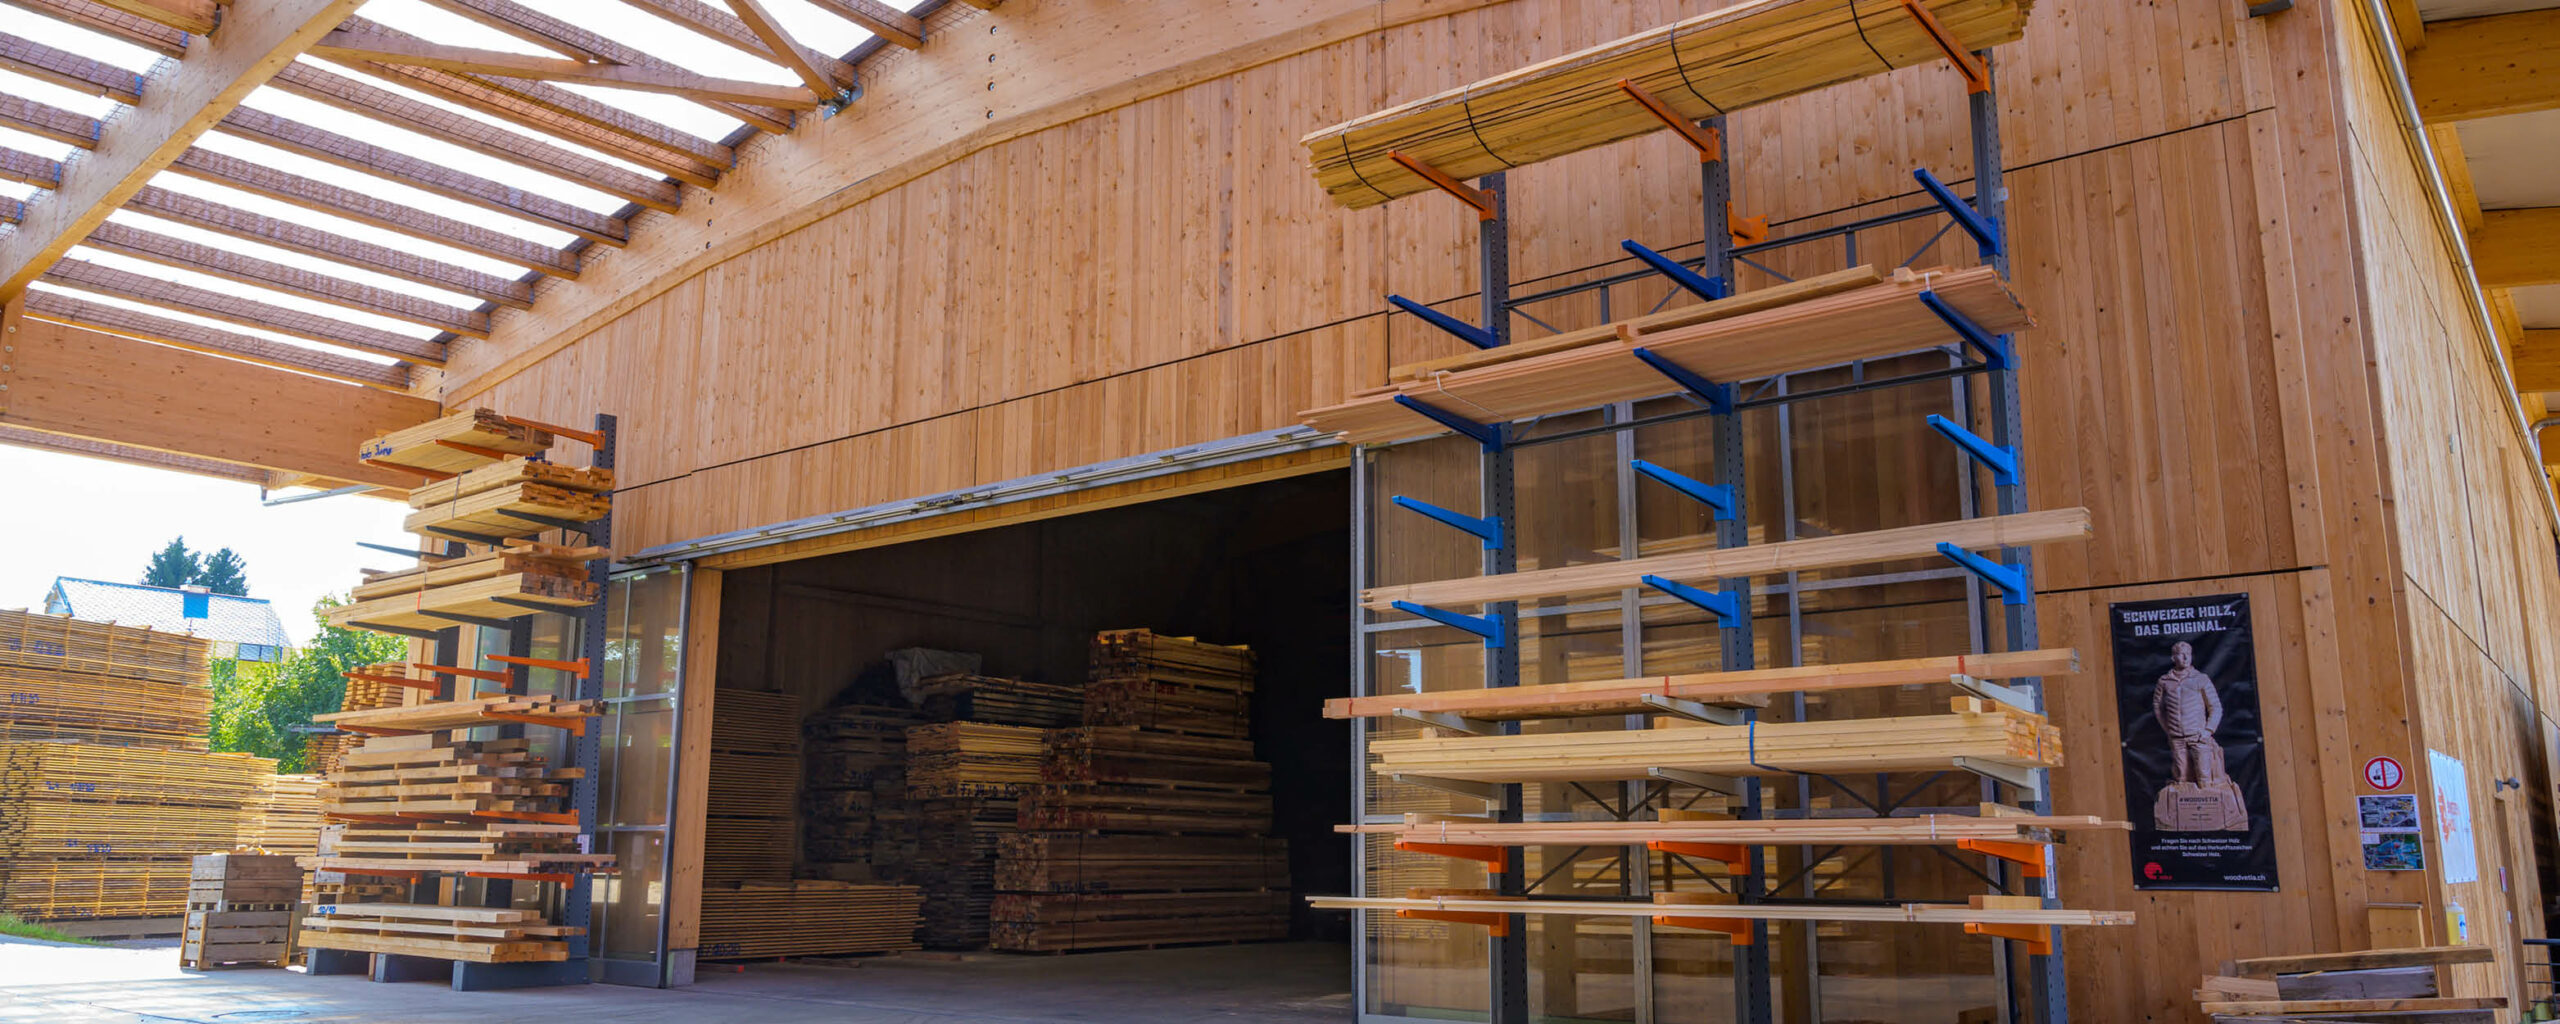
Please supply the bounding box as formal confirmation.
[0,936,1353,1024]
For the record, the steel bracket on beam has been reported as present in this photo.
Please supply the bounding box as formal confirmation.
[1912,167,2002,260]
[1630,348,1735,415]
[1392,395,1504,452]
[415,609,522,631]
[1936,543,2028,605]
[1388,294,1499,350]
[494,508,594,535]
[1951,757,2044,801]
[489,596,574,617]
[359,541,453,562]
[1926,414,2020,486]
[1393,707,1501,736]
[418,524,510,545]
[1648,766,1746,797]
[1950,672,2039,713]
[1642,574,1740,629]
[1391,773,1504,802]
[1392,496,1504,551]
[1391,599,1507,648]
[1621,239,1727,302]
[1630,458,1737,521]
[345,620,444,641]
[1639,692,1744,726]
[1918,290,2010,370]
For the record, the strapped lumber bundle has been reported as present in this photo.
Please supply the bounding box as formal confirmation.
[1040,726,1272,790]
[1326,649,2078,721]
[305,673,406,775]
[1303,268,2032,446]
[1299,0,2034,208]
[704,690,802,886]
[322,572,599,633]
[907,722,1046,797]
[698,881,924,960]
[1083,630,1254,739]
[1368,702,2060,784]
[0,610,214,750]
[349,542,603,602]
[358,408,551,476]
[905,674,1085,728]
[0,608,211,684]
[0,859,190,920]
[1089,628,1255,685]
[801,705,923,874]
[1018,784,1276,834]
[302,902,581,963]
[402,457,612,510]
[317,737,567,818]
[180,854,296,970]
[0,743,272,923]
[400,482,612,541]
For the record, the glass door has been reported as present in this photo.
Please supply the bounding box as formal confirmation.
[590,567,687,986]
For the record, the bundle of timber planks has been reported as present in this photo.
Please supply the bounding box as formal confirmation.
[323,572,599,634]
[302,903,580,964]
[989,890,1291,953]
[1083,629,1255,739]
[1040,726,1273,790]
[401,483,611,542]
[0,743,272,925]
[241,774,323,857]
[349,541,603,603]
[179,853,296,970]
[907,722,1047,797]
[304,672,406,775]
[911,795,1017,948]
[698,881,923,960]
[801,705,923,877]
[0,608,211,684]
[1302,268,2033,446]
[358,408,552,476]
[0,610,213,749]
[1367,702,2060,784]
[1300,0,2035,208]
[315,694,600,735]
[2196,945,2503,1022]
[704,689,802,886]
[402,457,612,511]
[905,674,1085,728]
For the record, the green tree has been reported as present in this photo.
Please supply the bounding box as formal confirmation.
[207,596,403,772]
[141,537,200,589]
[196,548,251,597]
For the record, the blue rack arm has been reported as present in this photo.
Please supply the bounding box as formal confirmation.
[1620,239,1727,302]
[1390,599,1507,648]
[1629,458,1737,522]
[1629,347,1734,415]
[1387,294,1498,350]
[1391,496,1505,550]
[1912,167,2002,260]
[1936,542,2029,605]
[1391,395,1505,452]
[1924,414,2020,486]
[1917,290,2011,370]
[1641,573,1740,629]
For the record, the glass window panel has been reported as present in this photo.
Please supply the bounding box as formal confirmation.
[591,829,666,963]
[606,701,674,829]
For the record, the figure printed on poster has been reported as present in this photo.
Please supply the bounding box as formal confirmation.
[2111,593,2278,891]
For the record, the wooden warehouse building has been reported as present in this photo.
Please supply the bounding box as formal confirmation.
[1,0,2557,1019]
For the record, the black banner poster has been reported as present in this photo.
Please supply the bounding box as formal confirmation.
[2110,593,2278,891]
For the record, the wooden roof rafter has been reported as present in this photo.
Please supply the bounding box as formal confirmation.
[0,0,194,60]
[616,0,859,88]
[165,145,582,278]
[309,27,819,112]
[406,0,809,130]
[21,286,410,389]
[80,218,492,337]
[724,0,852,100]
[0,30,151,105]
[87,0,219,37]
[41,256,447,365]
[341,59,732,187]
[123,183,535,309]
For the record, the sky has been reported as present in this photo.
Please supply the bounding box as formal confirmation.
[0,446,411,645]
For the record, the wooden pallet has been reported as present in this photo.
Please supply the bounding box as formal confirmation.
[1301,0,2031,208]
[359,408,551,476]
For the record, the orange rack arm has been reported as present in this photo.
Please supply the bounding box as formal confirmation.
[1956,838,2048,878]
[1648,840,1748,866]
[1899,0,1990,93]
[1616,80,1720,160]
[1398,909,1511,937]
[412,662,511,682]
[1395,840,1511,870]
[343,671,438,691]
[1654,913,1754,945]
[501,415,604,449]
[1388,150,1498,221]
[487,655,590,674]
[1964,921,2052,956]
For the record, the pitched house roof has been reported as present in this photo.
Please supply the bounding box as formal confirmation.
[41,578,291,657]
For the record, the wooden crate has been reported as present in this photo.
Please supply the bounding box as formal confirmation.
[179,907,290,970]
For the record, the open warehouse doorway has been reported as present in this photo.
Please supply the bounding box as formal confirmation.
[694,468,1353,978]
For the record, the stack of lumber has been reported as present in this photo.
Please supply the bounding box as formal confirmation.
[1018,784,1275,833]
[402,457,613,509]
[0,743,271,923]
[911,795,1017,948]
[907,722,1046,797]
[995,835,1292,894]
[1300,268,2033,446]
[315,737,583,840]
[1040,727,1273,790]
[323,573,600,634]
[1367,702,2060,784]
[302,903,579,964]
[1083,630,1255,739]
[401,483,611,541]
[705,690,801,886]
[242,773,324,857]
[179,853,296,970]
[0,609,212,748]
[698,881,923,960]
[1299,0,2033,208]
[2196,946,2503,1022]
[350,541,604,603]
[905,674,1084,728]
[801,705,923,875]
[305,671,409,775]
[990,890,1291,953]
[357,408,552,476]
[314,694,600,736]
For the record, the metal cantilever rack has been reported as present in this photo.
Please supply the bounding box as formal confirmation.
[1347,48,2070,1024]
[314,413,616,991]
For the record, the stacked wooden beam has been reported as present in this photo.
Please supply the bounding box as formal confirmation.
[179,853,296,970]
[0,608,211,684]
[302,903,580,964]
[401,482,612,542]
[323,572,600,633]
[401,457,613,510]
[2197,946,2504,1021]
[1299,0,2033,208]
[1368,703,2060,784]
[316,737,577,829]
[305,671,407,775]
[243,774,324,858]
[0,610,213,749]
[350,541,604,602]
[697,881,923,960]
[357,408,552,476]
[315,694,600,736]
[1300,268,2032,446]
[906,674,1084,728]
[906,722,1046,797]
[1083,630,1256,739]
[1040,727,1273,790]
[0,743,271,924]
[801,705,923,876]
[911,795,1017,948]
[704,689,801,886]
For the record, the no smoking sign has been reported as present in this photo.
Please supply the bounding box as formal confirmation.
[2365,755,2405,791]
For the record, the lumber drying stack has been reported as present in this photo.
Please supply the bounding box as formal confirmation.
[0,608,213,749]
[905,719,1050,948]
[993,631,1289,953]
[0,742,272,923]
[801,704,924,880]
[698,881,926,960]
[181,853,296,970]
[304,669,404,776]
[243,773,324,857]
[906,674,1084,727]
[704,689,801,886]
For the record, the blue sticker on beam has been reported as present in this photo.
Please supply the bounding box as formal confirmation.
[1917,290,2009,370]
[1912,167,2001,260]
[1392,395,1504,451]
[1924,414,2020,486]
[1641,574,1740,629]
[1392,496,1504,550]
[1387,294,1498,350]
[1936,542,2028,605]
[1391,600,1508,648]
[1630,347,1734,415]
[1621,239,1727,302]
[1629,459,1736,522]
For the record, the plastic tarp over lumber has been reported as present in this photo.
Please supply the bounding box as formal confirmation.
[1301,266,2031,446]
[1302,0,2036,208]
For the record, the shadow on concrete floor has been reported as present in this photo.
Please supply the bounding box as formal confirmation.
[0,936,1353,1024]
